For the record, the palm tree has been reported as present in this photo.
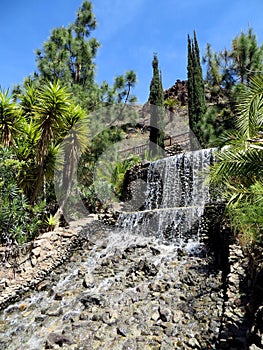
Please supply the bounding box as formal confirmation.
[210,75,263,243]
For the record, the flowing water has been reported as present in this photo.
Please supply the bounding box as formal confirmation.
[0,149,224,350]
[117,148,214,245]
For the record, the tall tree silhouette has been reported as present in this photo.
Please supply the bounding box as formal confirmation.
[187,31,206,148]
[149,54,164,156]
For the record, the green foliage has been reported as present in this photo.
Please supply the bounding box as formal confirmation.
[78,127,125,198]
[202,27,263,147]
[227,182,263,244]
[203,27,263,89]
[164,97,178,111]
[0,1,138,242]
[0,147,45,244]
[32,1,137,113]
[231,27,263,84]
[44,214,58,231]
[0,89,23,147]
[197,106,224,146]
[111,155,141,198]
[35,1,99,89]
[236,76,263,138]
[210,76,263,245]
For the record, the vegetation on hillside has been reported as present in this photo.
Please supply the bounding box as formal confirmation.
[201,27,263,147]
[0,0,262,248]
[0,1,138,244]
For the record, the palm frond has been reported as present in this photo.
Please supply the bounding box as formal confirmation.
[236,75,263,138]
[211,146,263,183]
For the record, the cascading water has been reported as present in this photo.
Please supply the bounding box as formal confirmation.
[0,148,226,350]
[117,148,215,248]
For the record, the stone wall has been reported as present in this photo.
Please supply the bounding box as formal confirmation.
[0,216,98,311]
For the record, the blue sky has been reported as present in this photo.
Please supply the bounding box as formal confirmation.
[1,0,263,103]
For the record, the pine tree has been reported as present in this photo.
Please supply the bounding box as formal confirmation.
[149,54,164,156]
[31,1,137,113]
[231,27,263,83]
[187,31,206,148]
[34,1,99,110]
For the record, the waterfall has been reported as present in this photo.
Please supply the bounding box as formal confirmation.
[117,148,215,246]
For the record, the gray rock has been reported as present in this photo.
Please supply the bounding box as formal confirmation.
[159,307,172,322]
[46,332,74,347]
[45,305,63,317]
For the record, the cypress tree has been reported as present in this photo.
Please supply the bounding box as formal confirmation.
[187,31,206,148]
[193,31,206,123]
[187,35,195,133]
[149,54,165,156]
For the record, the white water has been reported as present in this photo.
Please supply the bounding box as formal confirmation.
[117,148,214,245]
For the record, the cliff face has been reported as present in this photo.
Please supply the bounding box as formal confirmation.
[163,79,188,106]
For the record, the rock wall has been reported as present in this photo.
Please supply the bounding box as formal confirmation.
[0,216,98,311]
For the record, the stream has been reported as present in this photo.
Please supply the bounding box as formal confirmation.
[0,223,224,349]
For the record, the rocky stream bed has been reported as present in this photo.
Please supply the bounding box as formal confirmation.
[0,220,226,350]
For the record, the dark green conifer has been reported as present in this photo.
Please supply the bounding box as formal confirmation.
[149,54,164,156]
[187,32,206,148]
[187,35,195,133]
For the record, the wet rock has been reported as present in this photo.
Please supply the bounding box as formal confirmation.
[117,324,129,336]
[187,337,201,348]
[31,255,38,267]
[0,225,227,349]
[122,338,137,349]
[45,304,63,317]
[149,281,162,292]
[35,315,47,323]
[79,311,90,320]
[159,306,172,322]
[79,293,105,308]
[102,309,119,325]
[36,280,51,292]
[150,246,161,255]
[82,274,95,289]
[151,311,160,322]
[53,292,63,301]
[46,332,73,347]
[5,305,20,314]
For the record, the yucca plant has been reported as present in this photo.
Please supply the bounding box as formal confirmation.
[29,81,72,203]
[0,89,23,147]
